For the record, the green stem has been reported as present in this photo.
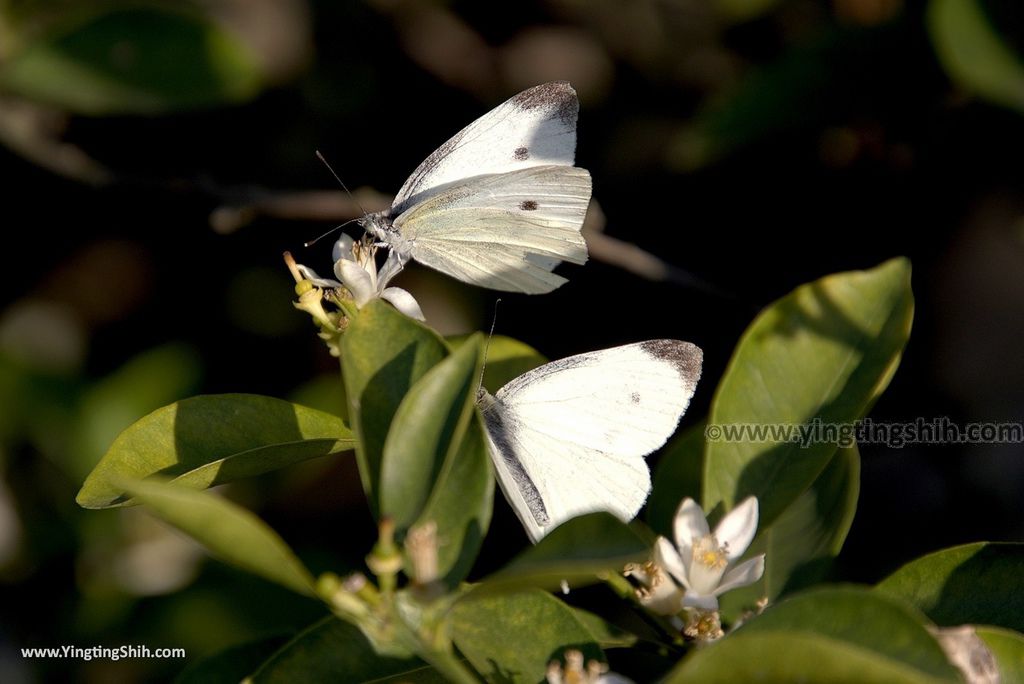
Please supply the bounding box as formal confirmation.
[421,648,479,684]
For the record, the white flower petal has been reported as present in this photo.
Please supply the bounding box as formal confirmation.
[381,288,425,321]
[336,258,375,306]
[713,554,765,596]
[654,536,690,589]
[673,498,710,551]
[716,496,759,560]
[377,252,404,289]
[681,593,719,611]
[332,234,355,262]
[294,264,341,289]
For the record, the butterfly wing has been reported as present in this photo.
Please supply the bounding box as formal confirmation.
[480,341,703,542]
[392,82,580,213]
[394,165,591,294]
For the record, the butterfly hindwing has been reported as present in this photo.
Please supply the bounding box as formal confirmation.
[395,165,591,294]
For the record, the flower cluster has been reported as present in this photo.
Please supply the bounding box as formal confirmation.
[287,233,424,323]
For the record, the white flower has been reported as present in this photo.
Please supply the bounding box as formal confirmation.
[655,497,765,612]
[624,559,685,616]
[295,234,424,320]
[682,607,724,642]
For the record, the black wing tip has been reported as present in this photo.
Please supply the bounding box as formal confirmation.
[640,340,703,384]
[511,82,579,124]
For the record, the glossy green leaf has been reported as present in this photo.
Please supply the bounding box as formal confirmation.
[412,415,493,586]
[340,299,448,516]
[720,445,860,616]
[668,586,961,683]
[448,334,546,391]
[703,258,913,528]
[0,6,262,114]
[976,626,1024,683]
[470,512,648,595]
[928,0,1024,113]
[77,394,353,509]
[380,335,492,585]
[876,542,1024,632]
[573,608,640,649]
[250,617,445,683]
[449,589,603,683]
[647,420,706,536]
[174,636,288,684]
[120,478,315,596]
[380,335,482,530]
[667,631,953,683]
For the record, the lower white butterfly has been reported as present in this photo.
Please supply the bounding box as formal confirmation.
[477,340,703,542]
[359,82,591,295]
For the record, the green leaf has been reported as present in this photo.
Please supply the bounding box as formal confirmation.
[449,589,603,683]
[928,0,1024,113]
[647,420,706,536]
[380,335,493,585]
[573,608,640,649]
[0,6,262,114]
[250,617,445,683]
[470,512,648,594]
[720,445,860,616]
[77,394,353,509]
[976,626,1024,684]
[667,586,962,683]
[340,300,448,516]
[703,257,913,528]
[448,334,546,390]
[667,632,954,683]
[876,542,1024,633]
[412,415,493,586]
[380,335,482,530]
[174,636,288,684]
[120,478,315,596]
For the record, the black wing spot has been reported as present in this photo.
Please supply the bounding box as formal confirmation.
[514,146,529,161]
[520,200,538,211]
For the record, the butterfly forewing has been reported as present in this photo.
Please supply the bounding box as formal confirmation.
[392,82,580,213]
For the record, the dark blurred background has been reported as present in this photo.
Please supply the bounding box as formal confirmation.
[1,0,1023,681]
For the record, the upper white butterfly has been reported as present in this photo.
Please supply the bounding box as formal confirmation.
[359,82,591,294]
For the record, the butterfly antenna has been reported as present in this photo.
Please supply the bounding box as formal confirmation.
[315,149,369,217]
[478,299,501,392]
[303,217,360,248]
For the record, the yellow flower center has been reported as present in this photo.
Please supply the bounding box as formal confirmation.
[693,535,728,570]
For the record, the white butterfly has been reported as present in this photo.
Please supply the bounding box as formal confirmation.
[477,340,703,542]
[359,82,591,294]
